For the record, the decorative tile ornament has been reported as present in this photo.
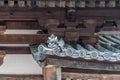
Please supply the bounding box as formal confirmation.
[31,34,120,62]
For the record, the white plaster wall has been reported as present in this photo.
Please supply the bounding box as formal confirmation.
[0,54,42,75]
[4,30,40,34]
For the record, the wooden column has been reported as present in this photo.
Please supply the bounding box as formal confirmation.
[43,65,61,80]
[0,50,6,66]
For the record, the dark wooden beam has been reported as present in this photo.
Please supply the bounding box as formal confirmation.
[0,8,64,21]
[62,72,120,80]
[76,8,120,19]
[0,16,37,21]
[62,68,120,74]
[0,74,43,80]
[0,74,42,77]
[48,55,120,64]
[6,21,44,30]
[0,34,49,44]
[0,7,120,21]
[0,46,31,54]
[40,55,120,71]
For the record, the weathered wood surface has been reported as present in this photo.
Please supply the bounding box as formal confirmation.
[0,16,37,21]
[62,72,120,80]
[6,21,44,30]
[62,68,120,74]
[43,66,61,80]
[41,56,120,71]
[0,8,120,20]
[0,74,43,80]
[0,50,6,66]
[0,46,30,54]
[0,34,48,44]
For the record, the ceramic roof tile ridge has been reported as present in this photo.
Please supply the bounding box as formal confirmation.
[30,34,120,62]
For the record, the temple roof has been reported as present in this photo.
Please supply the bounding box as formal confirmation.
[30,33,120,62]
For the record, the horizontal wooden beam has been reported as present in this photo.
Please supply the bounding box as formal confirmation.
[0,8,120,20]
[62,72,120,80]
[0,46,30,54]
[0,74,43,80]
[6,21,44,30]
[62,68,120,74]
[77,8,120,19]
[0,34,49,44]
[48,55,120,64]
[0,16,37,21]
[0,74,43,77]
[41,55,120,71]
